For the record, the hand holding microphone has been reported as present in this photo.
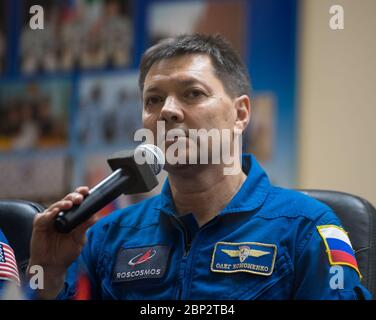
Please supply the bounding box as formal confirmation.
[54,144,165,233]
[27,144,164,299]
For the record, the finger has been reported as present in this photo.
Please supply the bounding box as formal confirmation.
[63,192,84,205]
[53,187,89,207]
[48,199,74,213]
[35,199,75,230]
[74,186,90,196]
[35,187,89,231]
[68,187,89,205]
[33,207,61,230]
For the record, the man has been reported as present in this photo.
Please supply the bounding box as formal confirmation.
[28,34,371,299]
[1,229,21,297]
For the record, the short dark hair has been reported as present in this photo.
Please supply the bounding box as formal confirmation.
[139,33,252,98]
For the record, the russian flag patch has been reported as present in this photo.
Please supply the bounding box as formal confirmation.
[317,225,361,278]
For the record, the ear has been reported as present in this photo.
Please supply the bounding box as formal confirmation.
[233,95,251,132]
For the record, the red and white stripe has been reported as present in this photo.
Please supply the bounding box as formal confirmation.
[0,242,20,286]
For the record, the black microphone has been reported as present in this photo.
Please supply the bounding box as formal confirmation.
[54,144,165,233]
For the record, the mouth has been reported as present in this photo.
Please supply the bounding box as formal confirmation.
[165,135,186,143]
[165,130,188,143]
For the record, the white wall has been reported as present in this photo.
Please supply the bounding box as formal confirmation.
[298,0,376,206]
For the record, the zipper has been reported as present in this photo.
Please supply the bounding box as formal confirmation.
[170,215,191,299]
[179,229,202,299]
[171,215,218,299]
[173,216,191,256]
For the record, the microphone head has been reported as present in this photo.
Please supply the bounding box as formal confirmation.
[134,144,165,175]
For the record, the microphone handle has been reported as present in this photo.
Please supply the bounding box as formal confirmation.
[54,169,132,233]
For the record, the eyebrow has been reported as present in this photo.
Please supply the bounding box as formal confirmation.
[144,77,211,94]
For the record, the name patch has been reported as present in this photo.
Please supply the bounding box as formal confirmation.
[211,242,277,276]
[112,245,170,283]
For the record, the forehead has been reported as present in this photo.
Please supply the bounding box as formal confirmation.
[144,54,223,91]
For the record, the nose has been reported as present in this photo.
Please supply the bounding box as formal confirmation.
[159,96,184,123]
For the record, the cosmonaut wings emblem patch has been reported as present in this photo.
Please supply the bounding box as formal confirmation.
[211,242,277,276]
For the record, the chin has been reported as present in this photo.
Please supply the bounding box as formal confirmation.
[163,161,201,174]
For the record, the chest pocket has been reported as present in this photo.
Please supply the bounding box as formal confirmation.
[230,252,293,299]
[101,277,175,300]
[192,248,294,300]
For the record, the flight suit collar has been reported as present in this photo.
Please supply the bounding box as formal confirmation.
[156,154,271,216]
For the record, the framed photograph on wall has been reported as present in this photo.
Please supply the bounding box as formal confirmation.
[20,0,133,74]
[0,152,70,204]
[0,77,71,151]
[147,0,247,57]
[77,71,142,149]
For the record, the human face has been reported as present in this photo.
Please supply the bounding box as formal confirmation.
[142,54,248,171]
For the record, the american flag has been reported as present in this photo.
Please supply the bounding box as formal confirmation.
[0,242,20,286]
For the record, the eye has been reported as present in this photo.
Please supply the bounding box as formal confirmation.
[145,96,163,106]
[185,89,206,99]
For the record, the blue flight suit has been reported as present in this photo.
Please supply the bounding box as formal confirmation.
[58,154,372,300]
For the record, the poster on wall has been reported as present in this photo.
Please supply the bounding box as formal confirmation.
[148,0,247,57]
[0,153,70,204]
[0,78,70,151]
[243,93,276,165]
[77,71,142,149]
[20,0,133,74]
